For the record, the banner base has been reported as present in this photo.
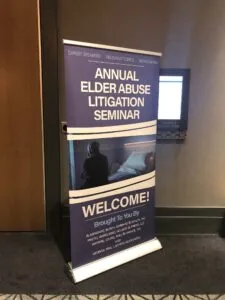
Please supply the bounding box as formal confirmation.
[68,238,162,283]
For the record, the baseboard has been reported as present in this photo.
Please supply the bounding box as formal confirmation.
[156,208,225,235]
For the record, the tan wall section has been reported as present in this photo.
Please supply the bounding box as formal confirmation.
[0,0,45,230]
[58,0,172,52]
[157,0,225,207]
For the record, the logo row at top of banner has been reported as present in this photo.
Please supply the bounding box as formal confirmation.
[63,41,160,129]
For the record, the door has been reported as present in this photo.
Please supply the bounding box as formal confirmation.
[0,0,45,230]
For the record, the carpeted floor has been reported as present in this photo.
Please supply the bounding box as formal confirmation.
[0,234,225,295]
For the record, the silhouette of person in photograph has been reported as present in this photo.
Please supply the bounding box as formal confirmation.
[81,141,109,189]
[145,152,155,172]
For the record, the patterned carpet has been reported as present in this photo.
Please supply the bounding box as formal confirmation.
[0,295,225,300]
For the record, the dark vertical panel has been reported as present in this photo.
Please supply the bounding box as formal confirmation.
[40,0,61,237]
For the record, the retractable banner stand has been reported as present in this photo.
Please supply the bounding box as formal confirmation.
[63,40,162,283]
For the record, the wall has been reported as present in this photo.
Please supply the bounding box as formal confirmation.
[58,0,225,208]
[156,0,225,207]
[58,0,172,52]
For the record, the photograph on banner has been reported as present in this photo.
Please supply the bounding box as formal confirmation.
[68,134,156,191]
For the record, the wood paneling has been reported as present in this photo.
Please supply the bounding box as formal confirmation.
[0,0,45,230]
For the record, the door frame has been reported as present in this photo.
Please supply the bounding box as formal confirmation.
[40,0,62,238]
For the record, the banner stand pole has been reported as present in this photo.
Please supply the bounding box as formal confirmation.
[67,238,162,284]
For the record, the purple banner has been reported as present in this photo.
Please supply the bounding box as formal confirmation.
[63,41,161,281]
